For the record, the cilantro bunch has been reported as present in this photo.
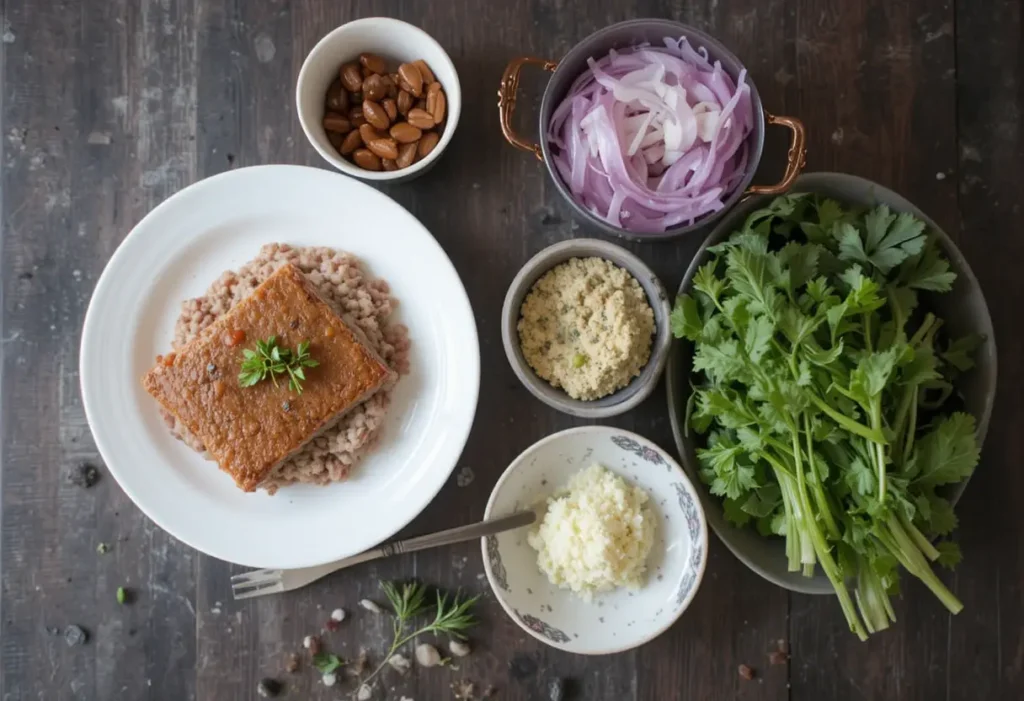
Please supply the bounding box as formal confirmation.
[672,194,982,640]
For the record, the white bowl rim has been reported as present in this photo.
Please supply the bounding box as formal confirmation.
[481,425,710,655]
[295,16,462,181]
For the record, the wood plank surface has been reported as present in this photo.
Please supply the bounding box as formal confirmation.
[0,0,1019,699]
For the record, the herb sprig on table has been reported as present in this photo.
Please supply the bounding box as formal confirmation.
[359,580,478,687]
[671,193,982,640]
[237,336,319,394]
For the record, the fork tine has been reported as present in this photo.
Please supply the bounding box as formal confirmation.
[230,569,281,585]
[232,580,286,600]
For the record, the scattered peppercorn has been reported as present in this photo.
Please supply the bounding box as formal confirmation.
[324,618,340,632]
[738,664,756,680]
[282,400,291,412]
[63,625,88,647]
[256,677,282,697]
[68,462,100,488]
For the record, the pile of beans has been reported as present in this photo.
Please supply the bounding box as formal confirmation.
[322,53,447,172]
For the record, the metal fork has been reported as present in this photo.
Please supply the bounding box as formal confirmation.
[230,510,536,600]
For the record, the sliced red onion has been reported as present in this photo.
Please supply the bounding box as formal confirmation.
[548,37,754,233]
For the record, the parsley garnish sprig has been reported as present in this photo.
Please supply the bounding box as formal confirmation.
[672,194,981,641]
[238,336,319,394]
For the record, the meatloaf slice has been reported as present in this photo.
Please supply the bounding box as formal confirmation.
[143,263,395,492]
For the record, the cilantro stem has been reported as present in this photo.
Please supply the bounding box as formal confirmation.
[899,512,940,561]
[901,390,918,469]
[908,313,937,348]
[879,516,963,614]
[804,415,840,539]
[863,313,873,352]
[806,393,887,444]
[869,399,887,503]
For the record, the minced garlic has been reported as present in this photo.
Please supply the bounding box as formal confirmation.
[527,464,655,601]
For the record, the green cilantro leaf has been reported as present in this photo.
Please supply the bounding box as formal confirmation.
[899,242,957,291]
[723,496,752,527]
[910,413,979,488]
[670,294,703,341]
[313,652,344,675]
[940,334,982,372]
[835,206,927,273]
[935,541,962,569]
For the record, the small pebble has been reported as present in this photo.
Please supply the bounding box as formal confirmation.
[738,664,756,680]
[415,643,441,667]
[449,640,471,657]
[548,678,566,701]
[387,653,411,674]
[45,626,61,636]
[68,463,100,488]
[359,599,382,613]
[356,683,372,701]
[322,671,337,687]
[936,172,947,181]
[256,678,281,697]
[63,625,88,647]
[303,635,321,655]
[284,653,299,673]
[330,608,346,622]
[452,681,476,700]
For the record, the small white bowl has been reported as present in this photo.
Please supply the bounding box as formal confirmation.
[296,17,461,182]
[481,426,708,655]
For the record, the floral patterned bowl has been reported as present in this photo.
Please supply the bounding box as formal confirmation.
[481,426,708,654]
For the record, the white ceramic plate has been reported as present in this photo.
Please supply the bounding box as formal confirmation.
[80,165,479,569]
[482,427,708,655]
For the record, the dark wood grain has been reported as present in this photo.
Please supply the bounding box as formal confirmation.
[947,1,1024,699]
[784,2,969,700]
[1,0,1020,699]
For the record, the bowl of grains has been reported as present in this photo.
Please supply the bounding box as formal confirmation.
[296,17,461,182]
[501,239,671,418]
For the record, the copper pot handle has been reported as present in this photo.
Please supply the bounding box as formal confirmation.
[746,112,807,196]
[498,56,558,161]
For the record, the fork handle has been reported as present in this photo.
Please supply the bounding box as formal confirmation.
[321,510,536,576]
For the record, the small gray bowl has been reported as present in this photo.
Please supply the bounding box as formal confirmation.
[666,172,997,594]
[502,239,671,418]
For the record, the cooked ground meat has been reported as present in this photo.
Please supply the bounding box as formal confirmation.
[162,243,410,493]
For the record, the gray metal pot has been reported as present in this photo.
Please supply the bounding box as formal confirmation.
[499,18,806,242]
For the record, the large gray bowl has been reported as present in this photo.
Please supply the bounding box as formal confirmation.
[665,172,998,593]
[502,239,672,418]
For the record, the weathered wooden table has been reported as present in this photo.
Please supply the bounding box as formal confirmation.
[2,1,1021,699]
